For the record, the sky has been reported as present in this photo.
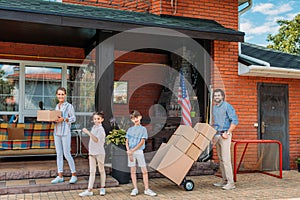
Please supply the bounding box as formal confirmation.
[239,0,300,47]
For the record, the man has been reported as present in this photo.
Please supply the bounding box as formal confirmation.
[212,89,238,190]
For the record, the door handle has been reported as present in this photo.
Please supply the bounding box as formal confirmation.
[261,121,268,134]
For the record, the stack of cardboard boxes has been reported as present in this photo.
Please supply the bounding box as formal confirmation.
[149,123,216,185]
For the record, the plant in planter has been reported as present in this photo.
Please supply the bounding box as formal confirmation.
[106,129,126,146]
[295,158,300,172]
[106,118,131,184]
[296,138,300,172]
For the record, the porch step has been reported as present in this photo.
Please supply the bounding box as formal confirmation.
[0,176,118,195]
[0,156,217,195]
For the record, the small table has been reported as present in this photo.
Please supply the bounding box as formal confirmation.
[71,129,81,157]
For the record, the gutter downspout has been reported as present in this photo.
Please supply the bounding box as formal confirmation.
[239,0,253,15]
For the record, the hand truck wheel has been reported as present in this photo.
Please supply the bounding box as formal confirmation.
[183,180,194,191]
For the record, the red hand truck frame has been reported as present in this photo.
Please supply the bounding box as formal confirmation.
[232,139,283,182]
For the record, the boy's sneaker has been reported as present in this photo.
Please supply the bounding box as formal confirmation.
[130,188,138,196]
[51,176,64,184]
[69,176,78,184]
[100,188,106,196]
[213,181,227,187]
[79,190,93,197]
[222,183,236,190]
[144,189,157,196]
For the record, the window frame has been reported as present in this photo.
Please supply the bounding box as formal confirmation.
[0,59,92,124]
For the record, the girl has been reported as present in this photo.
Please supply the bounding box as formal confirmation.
[51,87,77,184]
[79,111,106,196]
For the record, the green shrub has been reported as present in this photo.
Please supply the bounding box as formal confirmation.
[106,129,126,145]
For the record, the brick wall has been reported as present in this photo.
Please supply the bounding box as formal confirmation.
[114,51,169,117]
[0,42,84,63]
[212,40,300,168]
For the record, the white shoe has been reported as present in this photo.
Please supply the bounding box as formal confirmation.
[79,190,93,197]
[51,176,64,184]
[130,188,138,196]
[144,189,157,196]
[222,183,236,190]
[100,188,106,196]
[213,181,227,187]
[69,176,77,184]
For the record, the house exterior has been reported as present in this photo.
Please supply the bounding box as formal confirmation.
[0,0,299,170]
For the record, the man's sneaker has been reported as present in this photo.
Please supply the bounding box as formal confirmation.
[69,176,78,184]
[222,183,236,190]
[100,188,106,196]
[79,190,93,197]
[213,181,227,187]
[130,188,138,196]
[51,176,64,184]
[144,189,157,196]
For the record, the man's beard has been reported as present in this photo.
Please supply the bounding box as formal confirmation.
[214,99,222,104]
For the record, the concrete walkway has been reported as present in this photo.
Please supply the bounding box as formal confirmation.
[0,170,299,199]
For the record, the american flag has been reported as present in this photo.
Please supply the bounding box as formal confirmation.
[178,70,192,126]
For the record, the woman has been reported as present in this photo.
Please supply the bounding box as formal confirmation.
[51,87,77,184]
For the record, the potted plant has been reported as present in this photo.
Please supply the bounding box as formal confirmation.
[106,118,131,184]
[106,129,126,146]
[296,138,300,172]
[295,158,300,172]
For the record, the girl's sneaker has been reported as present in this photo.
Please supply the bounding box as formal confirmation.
[130,188,138,196]
[79,190,93,197]
[69,176,77,184]
[100,188,106,195]
[144,189,157,196]
[51,176,64,184]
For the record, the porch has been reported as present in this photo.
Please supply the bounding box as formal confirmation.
[0,155,217,195]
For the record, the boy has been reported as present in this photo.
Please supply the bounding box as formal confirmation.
[126,110,157,197]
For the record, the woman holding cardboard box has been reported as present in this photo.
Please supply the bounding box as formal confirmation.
[51,87,78,184]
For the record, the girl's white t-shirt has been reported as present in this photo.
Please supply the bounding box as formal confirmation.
[88,124,105,155]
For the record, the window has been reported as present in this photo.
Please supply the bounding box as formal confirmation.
[0,62,20,123]
[67,66,96,129]
[24,65,62,110]
[67,66,95,112]
[113,81,128,104]
[0,60,96,127]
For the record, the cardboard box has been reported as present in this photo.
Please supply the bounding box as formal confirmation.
[186,144,202,161]
[193,133,211,151]
[37,110,61,122]
[167,134,192,153]
[193,123,216,141]
[174,125,199,143]
[149,143,194,185]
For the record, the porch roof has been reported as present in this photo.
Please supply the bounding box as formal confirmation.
[0,0,244,48]
[239,43,300,79]
[240,43,300,69]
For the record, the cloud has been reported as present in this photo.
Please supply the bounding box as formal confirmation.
[286,12,299,20]
[26,67,61,74]
[252,3,293,16]
[240,19,279,36]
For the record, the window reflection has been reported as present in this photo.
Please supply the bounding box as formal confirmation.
[0,63,19,122]
[67,66,95,112]
[24,66,61,110]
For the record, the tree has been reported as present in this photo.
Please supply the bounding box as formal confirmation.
[267,14,300,55]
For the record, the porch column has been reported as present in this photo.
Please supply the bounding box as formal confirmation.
[95,32,114,133]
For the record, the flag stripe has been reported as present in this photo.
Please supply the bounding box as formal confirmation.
[178,70,192,126]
